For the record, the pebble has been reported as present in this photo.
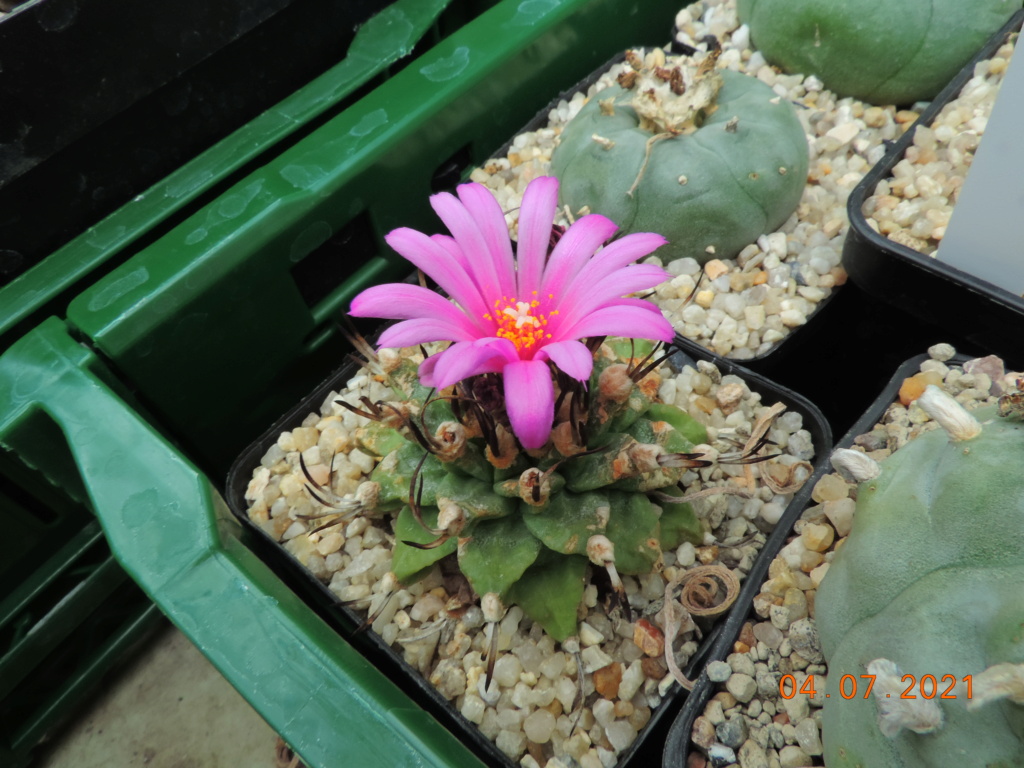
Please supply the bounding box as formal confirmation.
[707,661,732,683]
[864,40,1013,256]
[523,708,556,744]
[716,718,748,749]
[726,673,758,703]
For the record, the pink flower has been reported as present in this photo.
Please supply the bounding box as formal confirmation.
[350,176,673,449]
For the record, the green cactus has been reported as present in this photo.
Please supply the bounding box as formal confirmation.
[737,0,1018,105]
[332,341,710,642]
[816,387,1024,766]
[549,49,808,265]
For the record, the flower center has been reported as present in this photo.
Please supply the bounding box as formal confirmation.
[487,294,556,352]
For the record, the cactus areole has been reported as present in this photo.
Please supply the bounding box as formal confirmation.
[550,48,809,265]
[816,387,1024,766]
[342,176,724,641]
[737,0,1019,105]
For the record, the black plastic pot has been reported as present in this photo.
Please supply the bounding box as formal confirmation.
[843,10,1024,368]
[225,332,831,768]
[661,350,970,767]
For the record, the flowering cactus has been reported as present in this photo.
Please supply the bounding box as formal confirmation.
[327,177,723,642]
[549,48,808,265]
[817,386,1024,765]
[737,0,1018,105]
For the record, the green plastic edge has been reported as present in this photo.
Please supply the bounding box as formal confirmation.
[0,318,486,768]
[61,0,685,476]
[0,0,453,349]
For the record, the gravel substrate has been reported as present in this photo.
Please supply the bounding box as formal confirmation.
[469,0,921,360]
[861,37,1016,256]
[244,343,819,768]
[686,345,1023,768]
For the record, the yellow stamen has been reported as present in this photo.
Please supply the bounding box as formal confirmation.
[490,296,551,351]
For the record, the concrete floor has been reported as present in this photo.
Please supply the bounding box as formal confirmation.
[34,622,287,768]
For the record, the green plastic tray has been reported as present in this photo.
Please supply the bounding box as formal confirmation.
[64,0,687,479]
[0,317,487,767]
[0,0,463,353]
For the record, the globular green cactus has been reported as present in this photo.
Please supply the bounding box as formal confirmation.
[549,48,808,265]
[737,0,1018,105]
[816,386,1024,766]
[324,341,710,643]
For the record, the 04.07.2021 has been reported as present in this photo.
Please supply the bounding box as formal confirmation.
[779,673,973,700]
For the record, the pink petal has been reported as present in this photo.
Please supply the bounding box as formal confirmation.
[418,351,443,387]
[540,213,619,301]
[350,284,481,339]
[552,264,670,331]
[431,189,507,301]
[537,339,593,382]
[385,228,490,324]
[377,318,478,349]
[430,234,473,275]
[562,233,668,296]
[503,359,555,450]
[515,176,560,296]
[430,338,518,391]
[560,303,675,344]
[456,183,516,297]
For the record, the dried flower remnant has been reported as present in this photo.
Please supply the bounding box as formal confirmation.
[866,659,944,738]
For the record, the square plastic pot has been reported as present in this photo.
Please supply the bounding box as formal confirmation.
[843,10,1024,366]
[660,349,974,767]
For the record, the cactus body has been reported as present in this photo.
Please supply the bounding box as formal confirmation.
[550,56,808,265]
[737,0,1017,105]
[352,342,707,641]
[816,404,1024,765]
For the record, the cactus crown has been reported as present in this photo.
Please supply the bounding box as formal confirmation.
[314,338,718,642]
[617,47,723,137]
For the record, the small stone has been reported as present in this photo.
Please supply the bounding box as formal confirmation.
[641,656,667,680]
[752,622,783,650]
[634,619,666,657]
[823,497,855,537]
[581,645,614,673]
[779,745,811,768]
[927,342,956,362]
[705,699,726,726]
[707,743,737,768]
[705,259,730,280]
[579,621,606,647]
[794,717,823,755]
[707,660,732,683]
[523,708,556,744]
[592,698,616,727]
[726,673,758,703]
[593,662,623,699]
[810,474,848,503]
[604,720,638,753]
[728,652,756,677]
[788,619,823,663]
[800,523,834,553]
[769,604,792,631]
[738,739,770,768]
[495,729,527,759]
[691,716,717,749]
[713,382,744,415]
[756,668,780,699]
[618,660,645,701]
[716,718,748,749]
